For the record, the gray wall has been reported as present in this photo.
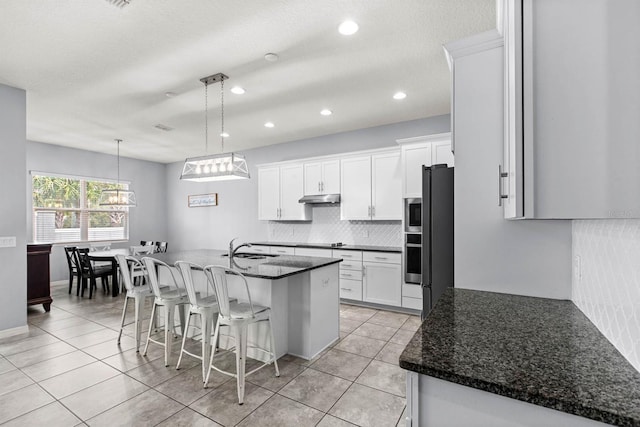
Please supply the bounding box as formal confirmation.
[0,84,27,333]
[453,44,572,299]
[166,116,450,252]
[26,141,168,282]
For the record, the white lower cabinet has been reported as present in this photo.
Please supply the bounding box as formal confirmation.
[362,252,402,307]
[339,278,363,301]
[294,247,332,257]
[402,283,423,310]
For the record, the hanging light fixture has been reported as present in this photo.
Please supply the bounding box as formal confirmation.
[99,139,137,207]
[180,73,250,182]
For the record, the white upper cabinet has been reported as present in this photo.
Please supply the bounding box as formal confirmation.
[398,134,453,198]
[258,164,311,221]
[371,152,402,220]
[502,0,640,219]
[341,150,402,221]
[258,167,280,220]
[341,156,372,220]
[303,159,340,196]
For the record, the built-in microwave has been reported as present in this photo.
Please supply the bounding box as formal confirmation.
[404,198,422,233]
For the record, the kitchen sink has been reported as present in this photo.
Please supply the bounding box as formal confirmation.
[221,252,280,260]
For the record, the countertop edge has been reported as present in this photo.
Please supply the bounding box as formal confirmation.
[398,360,631,426]
[248,258,342,280]
[250,242,402,253]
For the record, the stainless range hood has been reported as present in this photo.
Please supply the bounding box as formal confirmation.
[298,194,341,204]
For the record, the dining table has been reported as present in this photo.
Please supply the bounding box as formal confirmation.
[87,248,129,297]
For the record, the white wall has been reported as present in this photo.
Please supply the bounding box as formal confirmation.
[572,220,640,372]
[26,141,168,281]
[0,84,27,334]
[452,43,572,299]
[166,116,449,251]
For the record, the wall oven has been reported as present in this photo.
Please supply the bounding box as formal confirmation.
[404,198,422,232]
[404,233,422,284]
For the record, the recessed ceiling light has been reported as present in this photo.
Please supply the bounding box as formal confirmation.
[393,91,407,100]
[220,132,230,138]
[320,109,333,116]
[339,20,359,36]
[264,122,275,128]
[264,53,279,62]
[165,91,176,98]
[231,86,245,95]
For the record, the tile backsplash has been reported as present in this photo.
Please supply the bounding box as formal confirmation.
[267,205,402,247]
[572,219,640,372]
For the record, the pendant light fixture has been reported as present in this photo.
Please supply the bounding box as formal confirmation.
[180,73,250,182]
[99,139,137,207]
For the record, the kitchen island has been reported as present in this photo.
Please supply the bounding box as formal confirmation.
[150,249,342,361]
[399,288,640,427]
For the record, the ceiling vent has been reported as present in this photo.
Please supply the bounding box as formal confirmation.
[154,124,173,131]
[105,0,132,8]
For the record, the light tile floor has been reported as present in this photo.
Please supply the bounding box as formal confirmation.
[0,282,421,426]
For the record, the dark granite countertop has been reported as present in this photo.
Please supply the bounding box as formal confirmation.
[148,249,341,280]
[399,288,640,426]
[250,241,402,253]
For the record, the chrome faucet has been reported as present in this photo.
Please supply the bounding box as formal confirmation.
[229,238,252,258]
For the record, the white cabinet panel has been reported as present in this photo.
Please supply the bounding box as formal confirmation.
[258,167,280,220]
[363,251,401,264]
[371,152,402,220]
[340,156,371,220]
[279,164,308,220]
[303,162,323,196]
[433,141,455,167]
[403,145,431,198]
[363,261,402,306]
[332,249,363,262]
[322,160,340,194]
[402,297,422,310]
[340,278,363,301]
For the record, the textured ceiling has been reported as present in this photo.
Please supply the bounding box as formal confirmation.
[0,0,495,163]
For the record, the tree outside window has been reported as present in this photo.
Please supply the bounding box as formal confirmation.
[32,174,129,243]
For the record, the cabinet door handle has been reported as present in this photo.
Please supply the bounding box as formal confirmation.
[498,165,508,207]
[321,181,324,192]
[318,182,321,192]
[362,266,366,277]
[368,206,371,216]
[372,206,375,217]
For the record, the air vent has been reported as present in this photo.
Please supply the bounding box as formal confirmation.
[105,0,132,8]
[154,124,173,132]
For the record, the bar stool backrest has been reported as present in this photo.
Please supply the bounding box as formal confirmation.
[204,265,255,319]
[116,254,145,293]
[142,256,184,298]
[175,261,206,307]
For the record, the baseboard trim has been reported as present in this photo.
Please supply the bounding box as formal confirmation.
[0,324,29,339]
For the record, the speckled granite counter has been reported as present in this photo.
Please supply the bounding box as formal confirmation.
[250,241,402,253]
[399,288,640,426]
[148,249,341,280]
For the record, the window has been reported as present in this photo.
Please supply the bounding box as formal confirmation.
[32,172,130,244]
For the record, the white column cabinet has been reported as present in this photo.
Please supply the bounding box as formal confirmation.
[258,165,311,221]
[341,151,401,221]
[303,159,340,196]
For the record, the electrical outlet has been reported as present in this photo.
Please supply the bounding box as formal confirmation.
[0,236,16,248]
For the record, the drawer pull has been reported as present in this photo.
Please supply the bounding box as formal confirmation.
[342,254,352,258]
[340,288,351,291]
[374,256,388,260]
[341,273,352,277]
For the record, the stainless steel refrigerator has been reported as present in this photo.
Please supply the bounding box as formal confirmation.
[422,164,454,318]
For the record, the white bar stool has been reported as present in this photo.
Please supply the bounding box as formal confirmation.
[203,265,279,404]
[175,261,222,383]
[115,255,157,352]
[141,257,190,366]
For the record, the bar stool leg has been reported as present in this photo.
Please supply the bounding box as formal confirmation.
[165,303,175,367]
[268,315,280,377]
[176,312,192,370]
[201,312,212,383]
[133,295,144,352]
[143,303,157,356]
[235,324,248,405]
[118,297,129,345]
[204,317,221,388]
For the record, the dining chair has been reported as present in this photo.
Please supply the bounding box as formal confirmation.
[63,246,81,295]
[115,255,157,352]
[141,257,191,366]
[140,240,155,247]
[77,248,114,299]
[155,241,169,253]
[175,261,221,382]
[203,265,279,404]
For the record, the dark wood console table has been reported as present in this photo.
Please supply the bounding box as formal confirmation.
[27,244,52,312]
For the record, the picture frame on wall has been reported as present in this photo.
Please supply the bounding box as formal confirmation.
[188,193,218,208]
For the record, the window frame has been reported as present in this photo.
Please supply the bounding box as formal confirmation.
[31,171,131,245]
